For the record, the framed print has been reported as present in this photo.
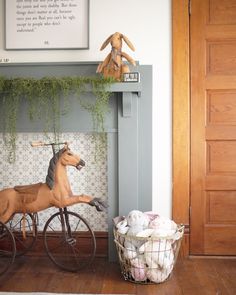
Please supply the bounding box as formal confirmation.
[5,0,89,50]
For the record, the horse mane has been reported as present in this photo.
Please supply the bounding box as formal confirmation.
[46,147,65,189]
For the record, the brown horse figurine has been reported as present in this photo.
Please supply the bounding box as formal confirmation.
[0,143,107,224]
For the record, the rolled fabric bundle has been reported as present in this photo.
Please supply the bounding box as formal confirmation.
[149,215,177,237]
[130,255,147,282]
[139,240,174,269]
[123,242,137,260]
[116,219,129,234]
[146,266,172,283]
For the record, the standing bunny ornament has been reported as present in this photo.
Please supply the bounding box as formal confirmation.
[96,32,136,81]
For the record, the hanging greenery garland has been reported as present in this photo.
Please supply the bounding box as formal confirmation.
[0,75,115,163]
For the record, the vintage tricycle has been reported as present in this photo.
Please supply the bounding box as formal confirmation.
[0,141,107,275]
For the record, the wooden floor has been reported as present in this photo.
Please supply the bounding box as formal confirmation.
[0,256,235,295]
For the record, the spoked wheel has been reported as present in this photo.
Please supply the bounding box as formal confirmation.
[6,213,37,256]
[0,221,16,276]
[43,209,96,272]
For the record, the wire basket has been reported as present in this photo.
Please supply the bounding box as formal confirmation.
[114,224,184,284]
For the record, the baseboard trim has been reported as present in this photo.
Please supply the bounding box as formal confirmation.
[26,231,108,257]
[3,227,189,258]
[179,224,189,258]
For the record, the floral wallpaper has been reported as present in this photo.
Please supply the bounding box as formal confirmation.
[0,133,108,231]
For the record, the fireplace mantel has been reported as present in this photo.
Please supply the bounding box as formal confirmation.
[0,62,152,260]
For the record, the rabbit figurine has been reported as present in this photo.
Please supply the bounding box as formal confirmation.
[96,32,136,81]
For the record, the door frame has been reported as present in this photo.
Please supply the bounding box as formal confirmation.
[172,0,190,256]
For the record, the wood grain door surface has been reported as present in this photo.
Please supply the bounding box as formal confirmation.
[190,0,236,255]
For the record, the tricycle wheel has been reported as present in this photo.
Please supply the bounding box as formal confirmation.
[7,213,37,256]
[0,221,16,276]
[43,209,96,272]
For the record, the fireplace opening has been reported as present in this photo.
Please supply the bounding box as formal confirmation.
[0,132,108,232]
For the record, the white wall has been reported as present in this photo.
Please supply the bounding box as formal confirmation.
[0,0,172,218]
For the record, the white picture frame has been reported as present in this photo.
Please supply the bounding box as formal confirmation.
[5,0,89,50]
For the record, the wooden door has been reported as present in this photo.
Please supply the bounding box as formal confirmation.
[190,0,236,255]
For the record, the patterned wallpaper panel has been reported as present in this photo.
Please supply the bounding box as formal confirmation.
[0,133,108,231]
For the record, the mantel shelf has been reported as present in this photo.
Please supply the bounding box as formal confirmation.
[0,80,141,118]
[85,82,142,96]
[108,82,142,97]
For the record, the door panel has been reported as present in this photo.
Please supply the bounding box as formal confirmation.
[207,90,236,124]
[208,0,236,25]
[207,191,236,222]
[207,41,236,75]
[190,0,236,255]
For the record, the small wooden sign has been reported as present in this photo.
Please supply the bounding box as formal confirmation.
[123,72,140,83]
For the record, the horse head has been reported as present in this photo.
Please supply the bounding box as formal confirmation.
[46,144,85,190]
[59,146,85,170]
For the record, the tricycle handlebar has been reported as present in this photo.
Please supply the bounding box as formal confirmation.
[31,141,68,147]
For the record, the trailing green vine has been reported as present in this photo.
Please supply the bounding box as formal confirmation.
[0,76,115,163]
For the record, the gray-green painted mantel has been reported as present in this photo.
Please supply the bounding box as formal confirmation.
[0,62,152,260]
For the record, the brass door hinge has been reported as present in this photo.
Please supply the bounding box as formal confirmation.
[189,0,191,15]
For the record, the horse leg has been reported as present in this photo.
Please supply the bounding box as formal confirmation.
[0,190,16,223]
[51,194,108,212]
[0,201,16,223]
[50,194,91,208]
[0,210,14,224]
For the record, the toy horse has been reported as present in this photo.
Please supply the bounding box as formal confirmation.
[0,143,107,224]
